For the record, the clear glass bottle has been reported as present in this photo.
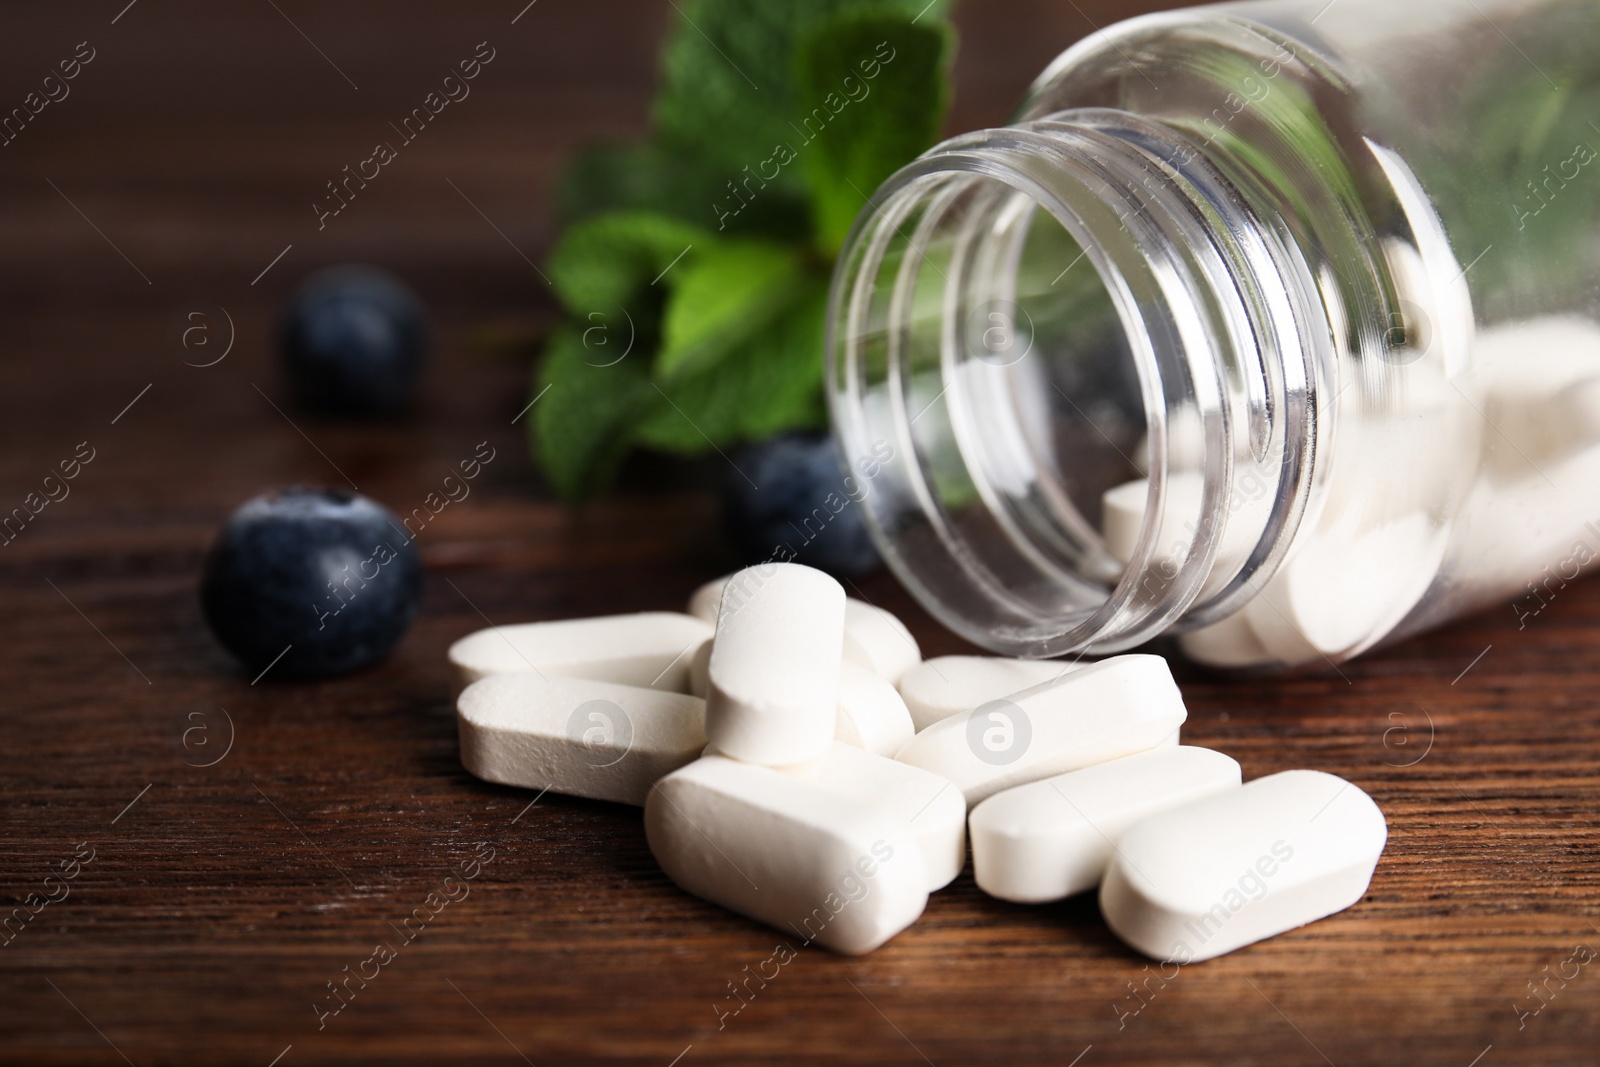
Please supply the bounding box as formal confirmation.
[827,0,1600,668]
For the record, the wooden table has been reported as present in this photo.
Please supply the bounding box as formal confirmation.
[2,2,1596,1063]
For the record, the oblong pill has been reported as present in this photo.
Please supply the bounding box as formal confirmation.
[1100,769,1388,963]
[765,742,965,891]
[1100,473,1205,567]
[897,655,1077,732]
[1475,316,1600,472]
[688,637,712,700]
[456,674,706,806]
[646,755,929,955]
[842,600,921,684]
[970,746,1241,903]
[706,563,845,765]
[894,654,1187,805]
[698,640,914,755]
[686,574,731,626]
[448,612,713,692]
[1243,513,1446,664]
[835,661,916,756]
[1177,613,1273,669]
[691,577,920,684]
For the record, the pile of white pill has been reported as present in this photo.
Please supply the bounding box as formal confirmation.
[451,562,1388,959]
[1102,317,1600,669]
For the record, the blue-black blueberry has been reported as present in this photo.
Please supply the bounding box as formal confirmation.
[280,265,428,415]
[723,431,881,577]
[200,488,421,679]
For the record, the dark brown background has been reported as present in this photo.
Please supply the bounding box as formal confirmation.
[1,1,1596,1064]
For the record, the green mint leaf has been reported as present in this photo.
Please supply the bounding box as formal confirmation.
[653,0,951,216]
[657,239,808,382]
[546,210,708,316]
[557,141,814,240]
[557,142,716,226]
[530,323,663,500]
[636,275,830,451]
[795,13,953,252]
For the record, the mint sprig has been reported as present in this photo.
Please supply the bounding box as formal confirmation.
[530,1,957,500]
[639,277,832,452]
[796,13,954,252]
[657,240,807,382]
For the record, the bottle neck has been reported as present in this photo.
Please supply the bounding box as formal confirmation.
[828,108,1330,656]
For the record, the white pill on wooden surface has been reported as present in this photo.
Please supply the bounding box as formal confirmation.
[456,674,706,806]
[763,741,965,891]
[1100,769,1387,963]
[897,655,1076,732]
[645,754,929,955]
[687,580,922,690]
[706,564,845,765]
[834,661,916,756]
[894,654,1187,805]
[842,599,921,684]
[448,612,713,692]
[970,746,1241,903]
[697,641,912,755]
[1100,473,1205,567]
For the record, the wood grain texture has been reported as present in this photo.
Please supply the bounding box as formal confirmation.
[0,1,1596,1064]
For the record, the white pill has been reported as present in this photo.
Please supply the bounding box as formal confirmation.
[842,599,921,684]
[645,754,929,955]
[1449,439,1600,597]
[456,674,705,806]
[897,655,1076,732]
[970,746,1241,903]
[1472,315,1600,471]
[686,574,732,625]
[1100,473,1205,567]
[688,637,712,700]
[762,741,965,891]
[1244,513,1446,664]
[691,577,921,684]
[1315,364,1479,531]
[894,654,1187,805]
[834,661,916,756]
[696,566,796,621]
[697,640,912,755]
[1100,769,1387,963]
[706,563,845,765]
[1177,612,1274,669]
[448,612,713,692]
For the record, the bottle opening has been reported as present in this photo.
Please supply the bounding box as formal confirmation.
[982,199,1149,567]
[829,110,1321,656]
[932,180,1151,587]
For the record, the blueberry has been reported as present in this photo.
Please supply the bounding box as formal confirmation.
[723,431,881,577]
[280,266,428,415]
[200,488,422,679]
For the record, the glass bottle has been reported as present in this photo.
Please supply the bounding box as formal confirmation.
[826,0,1600,668]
